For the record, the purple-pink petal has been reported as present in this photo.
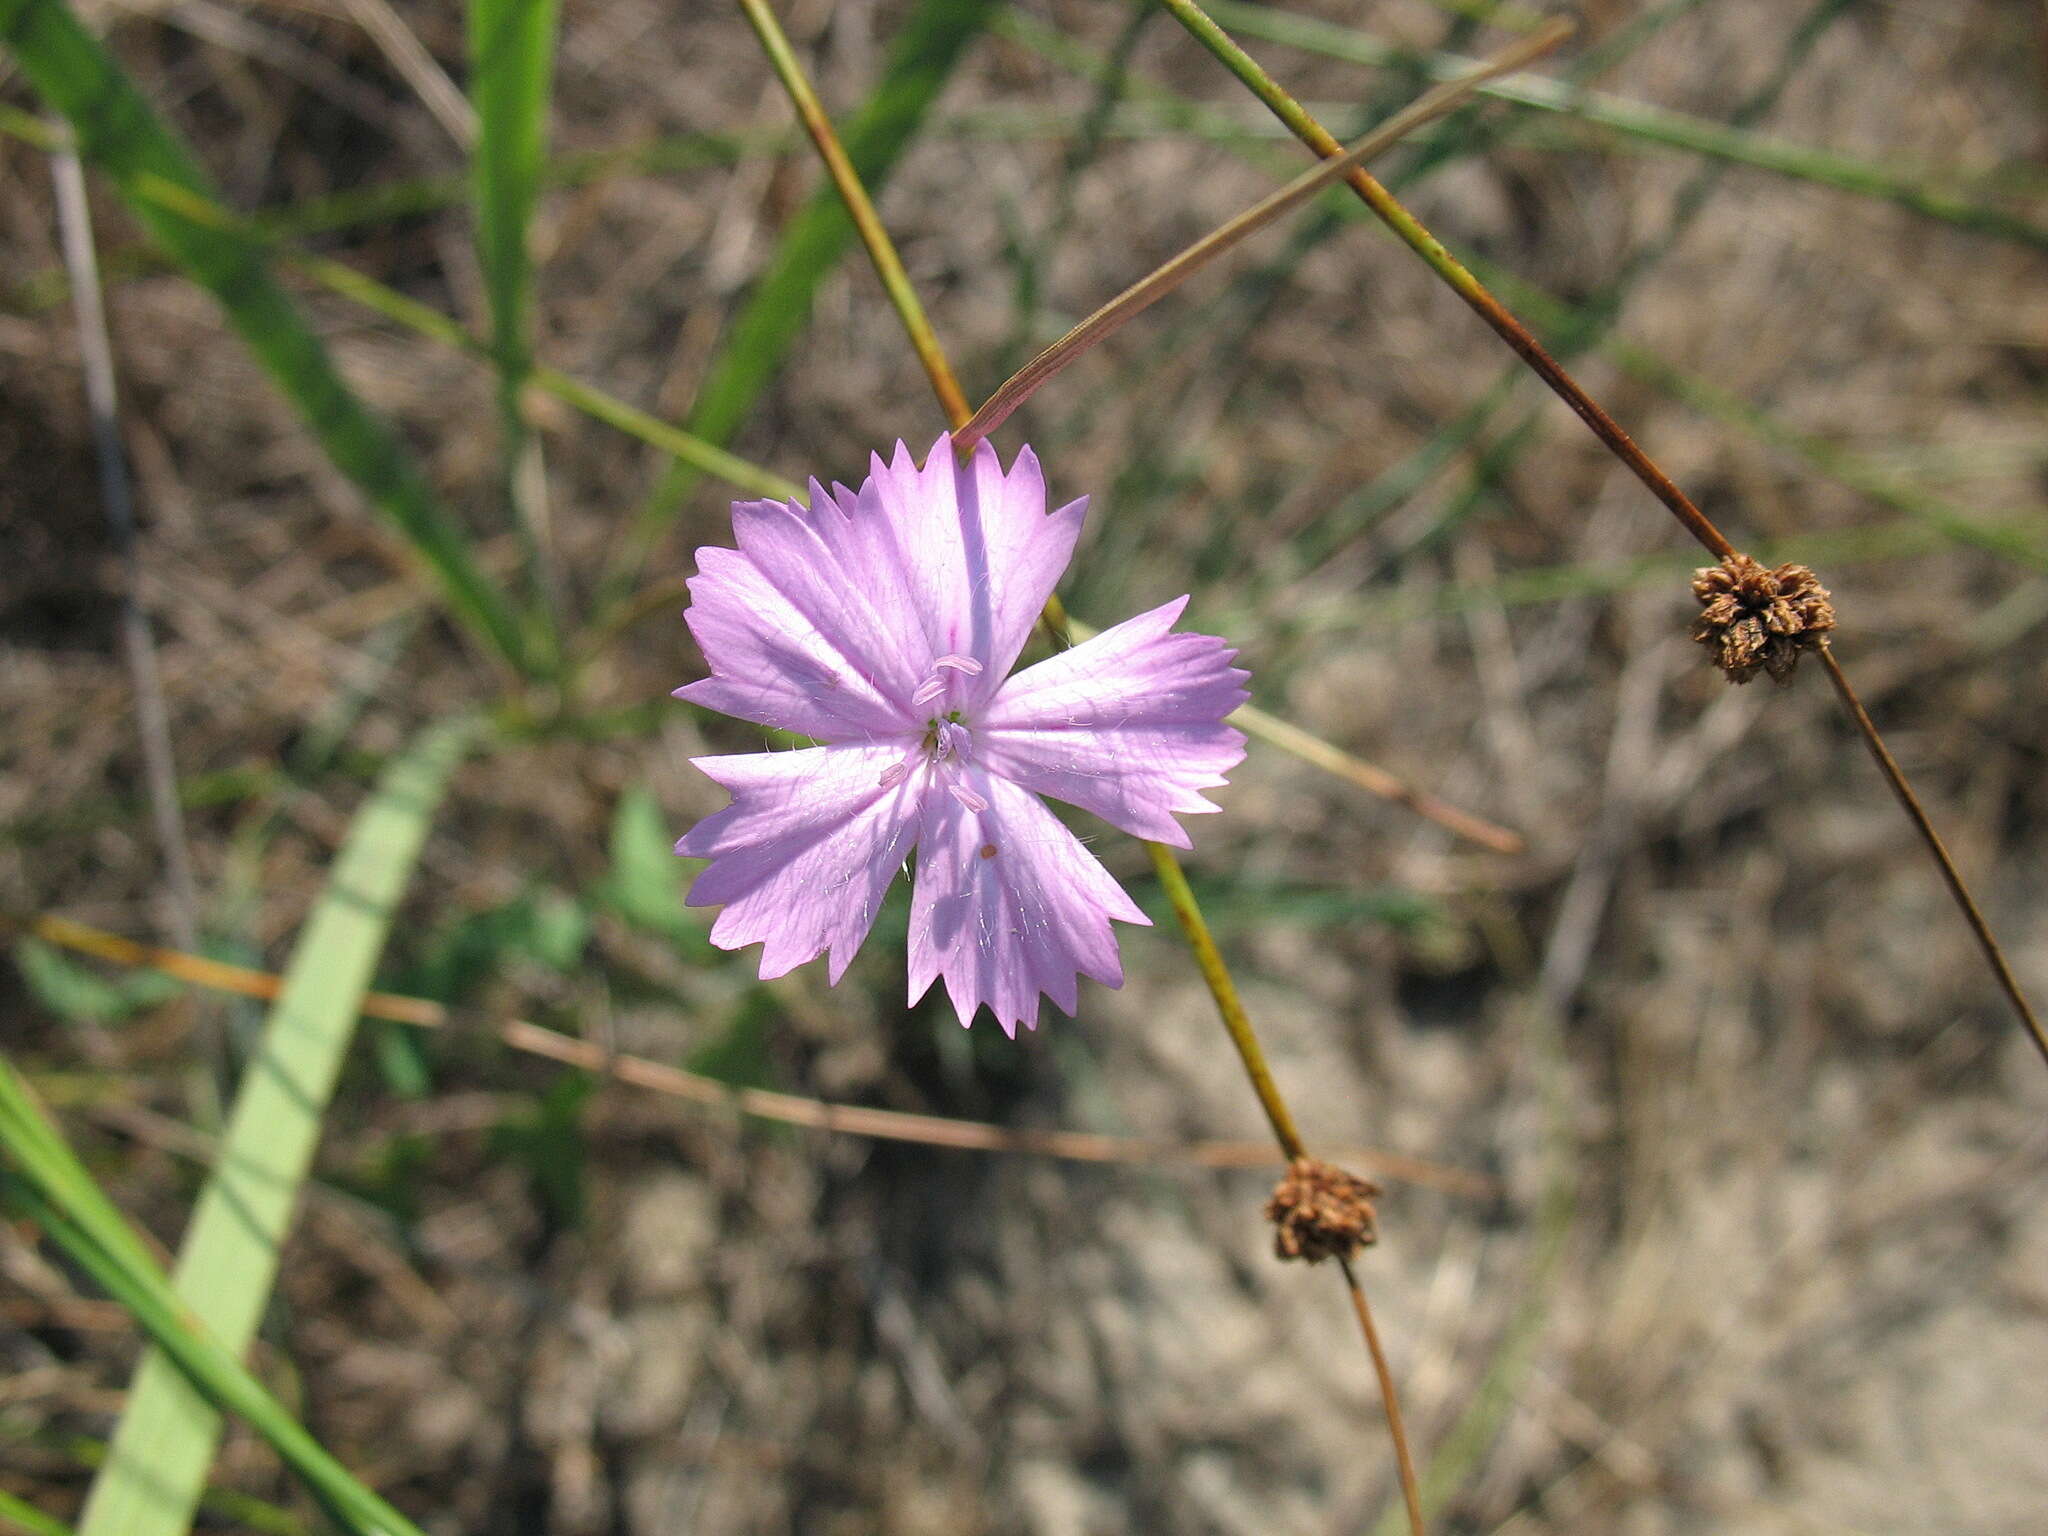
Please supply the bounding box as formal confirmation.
[862,435,1086,697]
[677,529,919,741]
[976,596,1249,847]
[907,763,1149,1036]
[678,743,922,982]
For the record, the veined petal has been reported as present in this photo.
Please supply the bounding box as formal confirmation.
[679,743,922,982]
[908,764,1149,1036]
[977,596,1249,847]
[863,435,1086,698]
[677,484,931,740]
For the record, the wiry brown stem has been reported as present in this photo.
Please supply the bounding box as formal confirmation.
[9,908,1495,1193]
[1815,648,2048,1068]
[1342,1257,1425,1536]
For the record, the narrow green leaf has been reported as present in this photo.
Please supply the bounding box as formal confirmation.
[469,0,558,394]
[606,0,1001,598]
[469,0,562,657]
[0,1487,75,1536]
[0,1062,430,1536]
[0,0,530,670]
[76,718,476,1536]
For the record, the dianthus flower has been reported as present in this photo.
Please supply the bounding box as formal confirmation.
[674,433,1248,1035]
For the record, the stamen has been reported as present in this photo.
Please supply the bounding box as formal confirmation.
[877,761,910,789]
[947,781,989,814]
[912,654,984,709]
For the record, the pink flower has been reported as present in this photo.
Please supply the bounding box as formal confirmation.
[674,433,1248,1035]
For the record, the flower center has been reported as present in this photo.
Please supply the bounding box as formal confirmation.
[877,694,987,813]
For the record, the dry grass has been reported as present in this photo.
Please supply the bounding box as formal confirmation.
[4,0,2048,1531]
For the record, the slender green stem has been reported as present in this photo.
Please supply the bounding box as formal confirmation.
[737,0,973,428]
[1342,1257,1425,1536]
[1141,841,1306,1157]
[0,1063,430,1536]
[0,1489,75,1536]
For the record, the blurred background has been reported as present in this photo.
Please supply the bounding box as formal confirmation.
[3,0,2046,1530]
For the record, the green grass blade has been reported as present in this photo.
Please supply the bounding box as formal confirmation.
[0,0,530,671]
[469,0,558,397]
[0,1488,76,1536]
[1201,0,2048,252]
[469,0,562,656]
[73,717,476,1536]
[0,1077,430,1536]
[604,0,1001,601]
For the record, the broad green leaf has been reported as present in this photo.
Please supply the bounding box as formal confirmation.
[597,786,708,952]
[76,718,476,1536]
[0,0,530,670]
[0,1062,430,1536]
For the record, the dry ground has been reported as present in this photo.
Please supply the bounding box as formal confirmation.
[4,0,2047,1532]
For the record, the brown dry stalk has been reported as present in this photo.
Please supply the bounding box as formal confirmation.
[1342,1255,1426,1536]
[1160,0,2043,1078]
[1813,650,2048,1069]
[12,912,1494,1196]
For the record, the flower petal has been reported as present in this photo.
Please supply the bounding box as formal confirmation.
[863,435,1086,697]
[976,596,1249,847]
[676,482,932,740]
[908,764,1148,1036]
[678,743,922,982]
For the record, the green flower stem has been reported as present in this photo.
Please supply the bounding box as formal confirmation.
[737,0,973,429]
[733,0,1308,1147]
[734,12,1428,1530]
[1141,841,1305,1158]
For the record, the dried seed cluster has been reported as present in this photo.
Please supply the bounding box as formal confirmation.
[1690,554,1836,684]
[1265,1157,1380,1264]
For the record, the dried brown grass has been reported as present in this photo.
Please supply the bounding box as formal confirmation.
[4,1,2047,1532]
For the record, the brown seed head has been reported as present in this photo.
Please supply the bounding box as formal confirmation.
[1690,554,1835,684]
[1265,1157,1380,1264]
